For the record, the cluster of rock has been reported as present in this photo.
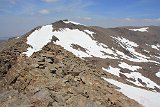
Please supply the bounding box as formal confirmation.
[0,39,142,107]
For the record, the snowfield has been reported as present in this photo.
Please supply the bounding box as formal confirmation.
[102,66,121,77]
[151,45,160,50]
[102,65,160,89]
[23,24,117,59]
[102,77,160,107]
[124,71,160,88]
[23,24,159,65]
[112,36,150,62]
[119,62,142,71]
[23,25,54,57]
[52,28,117,59]
[129,27,149,32]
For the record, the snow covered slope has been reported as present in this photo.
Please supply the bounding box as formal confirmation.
[23,25,53,57]
[23,20,160,107]
[129,27,149,32]
[103,77,160,107]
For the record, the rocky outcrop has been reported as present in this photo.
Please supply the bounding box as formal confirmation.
[0,41,142,107]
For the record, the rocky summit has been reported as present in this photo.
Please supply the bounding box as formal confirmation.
[0,20,160,107]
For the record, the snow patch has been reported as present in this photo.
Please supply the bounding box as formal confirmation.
[156,71,160,78]
[23,26,118,59]
[157,44,160,48]
[112,36,150,62]
[16,37,19,39]
[113,36,139,47]
[63,20,83,25]
[102,63,159,89]
[151,45,159,50]
[84,30,95,38]
[53,28,117,59]
[102,77,160,107]
[123,72,160,89]
[119,62,142,71]
[143,49,150,53]
[129,27,149,32]
[23,25,54,57]
[84,30,95,35]
[102,66,121,77]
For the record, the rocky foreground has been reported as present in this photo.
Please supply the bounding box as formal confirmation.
[0,36,142,107]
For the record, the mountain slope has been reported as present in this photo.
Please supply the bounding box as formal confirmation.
[0,37,141,107]
[0,20,160,107]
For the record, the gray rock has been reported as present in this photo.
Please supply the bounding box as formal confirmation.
[37,62,45,66]
[68,71,80,76]
[39,65,46,69]
[37,57,45,62]
[46,58,53,64]
[50,94,65,106]
[85,99,98,107]
[32,88,53,106]
[51,35,59,42]
[69,95,100,107]
[32,63,39,68]
[50,68,57,74]
[0,90,32,107]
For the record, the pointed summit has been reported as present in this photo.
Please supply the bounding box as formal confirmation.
[52,19,84,29]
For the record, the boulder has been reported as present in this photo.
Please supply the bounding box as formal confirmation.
[0,90,32,107]
[32,63,39,68]
[31,88,53,107]
[46,58,54,64]
[68,95,100,107]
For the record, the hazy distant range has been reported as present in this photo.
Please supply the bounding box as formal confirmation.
[0,37,9,42]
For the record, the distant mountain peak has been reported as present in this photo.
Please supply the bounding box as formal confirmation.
[52,20,84,28]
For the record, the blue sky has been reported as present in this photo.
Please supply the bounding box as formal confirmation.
[0,0,160,38]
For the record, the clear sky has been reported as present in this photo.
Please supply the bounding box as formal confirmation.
[0,0,160,38]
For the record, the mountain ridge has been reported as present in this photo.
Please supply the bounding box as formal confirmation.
[0,20,160,107]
